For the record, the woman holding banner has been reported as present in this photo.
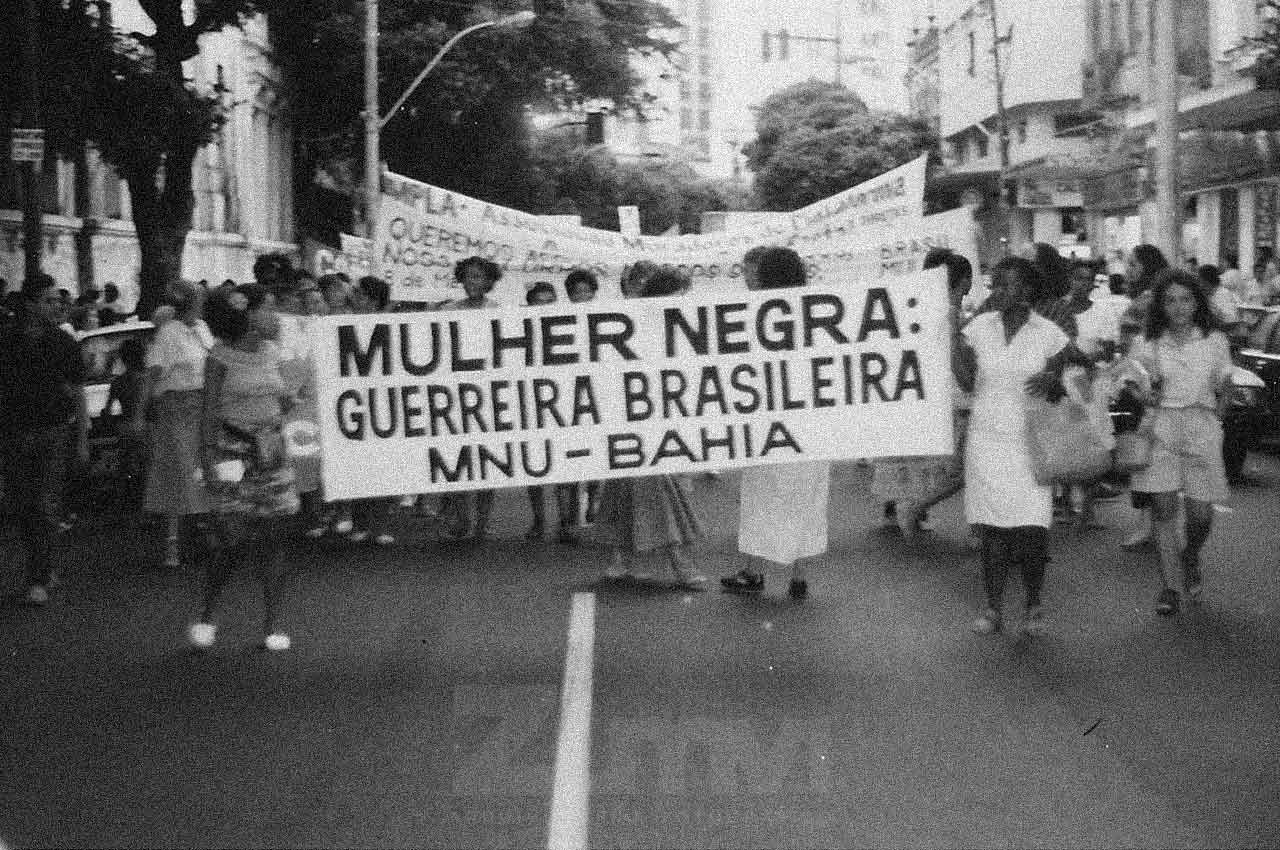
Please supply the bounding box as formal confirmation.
[597,269,707,590]
[721,247,828,599]
[956,257,1074,637]
[439,257,501,542]
[872,248,972,539]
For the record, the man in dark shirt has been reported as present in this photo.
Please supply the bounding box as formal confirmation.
[0,273,87,605]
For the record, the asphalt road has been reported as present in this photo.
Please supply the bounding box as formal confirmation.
[2,454,1280,849]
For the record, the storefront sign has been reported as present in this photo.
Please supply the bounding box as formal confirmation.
[10,128,44,164]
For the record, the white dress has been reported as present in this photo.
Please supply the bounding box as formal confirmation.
[963,312,1069,529]
[738,461,830,566]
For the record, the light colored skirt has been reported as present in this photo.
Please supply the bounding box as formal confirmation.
[1130,407,1229,504]
[144,391,210,516]
[738,461,829,566]
[596,474,702,553]
[965,427,1053,529]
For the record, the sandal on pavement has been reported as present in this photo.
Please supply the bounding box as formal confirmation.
[1155,587,1180,617]
[972,608,1002,635]
[720,569,765,594]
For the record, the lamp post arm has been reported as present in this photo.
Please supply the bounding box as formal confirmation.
[380,20,498,131]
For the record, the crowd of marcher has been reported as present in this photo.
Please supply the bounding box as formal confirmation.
[0,235,1268,648]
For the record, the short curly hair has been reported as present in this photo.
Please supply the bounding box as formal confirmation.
[204,287,251,343]
[454,256,503,290]
[754,247,807,289]
[564,268,598,296]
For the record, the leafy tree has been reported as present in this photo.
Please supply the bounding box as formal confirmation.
[2,0,272,317]
[524,129,749,234]
[270,0,681,242]
[743,79,937,211]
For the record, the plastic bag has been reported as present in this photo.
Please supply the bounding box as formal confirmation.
[1025,395,1113,485]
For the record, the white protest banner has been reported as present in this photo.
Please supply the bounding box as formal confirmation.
[312,269,952,500]
[374,156,927,304]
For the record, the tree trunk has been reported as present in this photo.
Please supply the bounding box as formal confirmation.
[127,142,197,319]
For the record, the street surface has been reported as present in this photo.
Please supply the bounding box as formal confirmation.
[3,455,1280,849]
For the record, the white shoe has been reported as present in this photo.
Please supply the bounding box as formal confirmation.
[303,526,326,539]
[333,518,354,535]
[188,622,216,649]
[346,530,370,543]
[398,495,416,508]
[24,585,50,606]
[374,533,395,546]
[263,633,291,652]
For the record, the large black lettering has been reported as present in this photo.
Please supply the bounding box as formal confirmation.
[856,288,900,342]
[894,350,926,401]
[336,390,365,439]
[338,324,391,377]
[588,313,638,362]
[665,306,710,357]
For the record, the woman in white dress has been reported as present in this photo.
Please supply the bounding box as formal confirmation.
[955,256,1074,635]
[721,247,829,599]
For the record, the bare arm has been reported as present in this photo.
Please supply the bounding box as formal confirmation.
[200,356,227,483]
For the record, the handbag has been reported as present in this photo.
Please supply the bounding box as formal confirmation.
[1025,396,1114,485]
[1113,429,1153,473]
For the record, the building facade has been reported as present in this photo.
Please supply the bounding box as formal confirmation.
[0,2,295,307]
[1078,0,1280,271]
[921,0,1097,266]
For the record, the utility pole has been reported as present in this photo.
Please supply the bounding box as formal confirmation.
[20,0,43,279]
[1152,0,1181,261]
[363,0,380,251]
[986,0,1012,250]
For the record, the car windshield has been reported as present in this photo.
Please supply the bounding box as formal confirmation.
[80,329,151,385]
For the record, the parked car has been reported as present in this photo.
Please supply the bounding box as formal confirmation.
[76,321,155,508]
[1225,347,1280,480]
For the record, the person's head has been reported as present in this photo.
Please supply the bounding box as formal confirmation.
[454,256,502,301]
[637,267,691,298]
[621,260,661,298]
[356,275,391,313]
[1197,263,1222,293]
[742,245,770,289]
[301,286,329,317]
[526,281,557,306]
[204,286,252,343]
[1026,242,1069,299]
[1069,261,1096,298]
[70,305,99,331]
[564,269,599,303]
[103,283,120,303]
[234,282,280,341]
[119,337,146,372]
[923,247,973,304]
[21,272,63,324]
[753,247,806,290]
[1146,269,1217,338]
[85,288,102,304]
[1225,252,1240,271]
[1127,243,1169,290]
[252,252,292,289]
[1109,273,1127,296]
[164,280,204,323]
[318,273,352,313]
[987,256,1046,314]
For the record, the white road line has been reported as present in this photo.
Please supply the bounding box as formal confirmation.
[546,592,596,850]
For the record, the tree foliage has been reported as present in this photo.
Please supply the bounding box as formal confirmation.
[524,130,749,234]
[271,0,681,240]
[2,0,267,315]
[743,79,937,211]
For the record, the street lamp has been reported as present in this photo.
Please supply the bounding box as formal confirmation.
[362,6,536,261]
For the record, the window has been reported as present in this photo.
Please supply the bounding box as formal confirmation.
[967,31,976,76]
[1061,208,1086,236]
[953,138,968,164]
[975,132,989,158]
[1017,120,1028,144]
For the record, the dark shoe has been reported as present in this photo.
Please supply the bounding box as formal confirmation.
[1155,588,1180,617]
[787,579,808,599]
[556,526,580,545]
[525,523,544,541]
[720,569,764,594]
